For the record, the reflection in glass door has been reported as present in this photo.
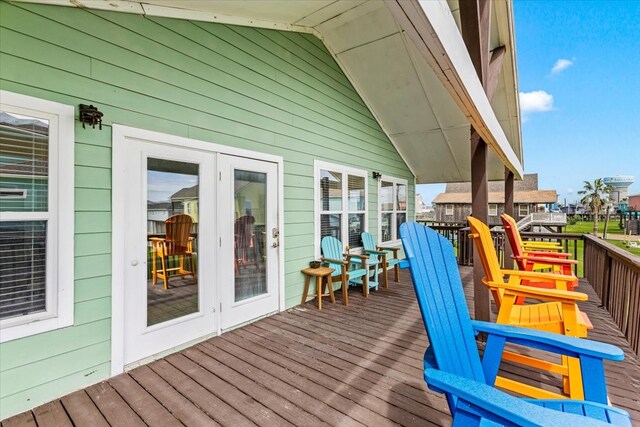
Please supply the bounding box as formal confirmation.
[146,159,199,326]
[234,170,267,302]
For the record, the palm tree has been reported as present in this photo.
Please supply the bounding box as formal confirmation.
[578,179,613,236]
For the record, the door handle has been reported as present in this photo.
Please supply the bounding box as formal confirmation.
[272,241,279,248]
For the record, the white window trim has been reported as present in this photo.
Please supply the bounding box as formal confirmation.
[445,204,454,216]
[488,204,498,216]
[519,204,530,217]
[313,160,367,259]
[377,175,408,246]
[0,91,74,343]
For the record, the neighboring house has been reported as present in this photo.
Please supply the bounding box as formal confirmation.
[432,174,557,225]
[628,194,640,211]
[0,0,523,419]
[170,185,199,223]
[146,201,171,234]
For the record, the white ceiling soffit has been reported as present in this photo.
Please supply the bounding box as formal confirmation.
[14,0,523,182]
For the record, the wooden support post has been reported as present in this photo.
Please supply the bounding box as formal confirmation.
[503,167,514,268]
[471,129,490,322]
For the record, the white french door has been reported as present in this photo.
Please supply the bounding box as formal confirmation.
[218,155,280,330]
[123,140,216,366]
[117,130,282,367]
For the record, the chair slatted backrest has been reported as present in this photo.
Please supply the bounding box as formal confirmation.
[361,232,380,263]
[321,236,345,275]
[467,216,505,306]
[501,213,527,269]
[400,222,485,384]
[165,214,192,254]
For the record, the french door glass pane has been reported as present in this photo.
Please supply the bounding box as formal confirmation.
[0,221,47,320]
[348,213,365,248]
[146,158,199,326]
[234,169,267,302]
[320,170,342,211]
[0,112,49,213]
[381,212,392,242]
[380,181,393,211]
[320,213,341,241]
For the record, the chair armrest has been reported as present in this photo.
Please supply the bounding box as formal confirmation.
[364,249,387,256]
[522,241,562,248]
[320,257,348,265]
[471,320,623,360]
[377,246,400,256]
[345,253,369,260]
[515,255,578,265]
[424,369,616,427]
[500,269,578,283]
[149,237,165,242]
[485,279,588,302]
[524,250,572,258]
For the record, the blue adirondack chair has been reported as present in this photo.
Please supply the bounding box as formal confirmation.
[361,231,402,288]
[320,236,370,303]
[399,222,631,426]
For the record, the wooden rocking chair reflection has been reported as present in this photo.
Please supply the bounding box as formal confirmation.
[150,214,197,290]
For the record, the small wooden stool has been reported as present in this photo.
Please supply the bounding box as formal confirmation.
[301,267,335,310]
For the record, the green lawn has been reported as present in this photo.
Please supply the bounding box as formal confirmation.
[565,220,626,235]
[605,239,640,257]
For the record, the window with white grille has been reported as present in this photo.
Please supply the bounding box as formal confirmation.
[378,176,408,243]
[519,204,530,217]
[445,204,454,216]
[315,161,367,255]
[0,91,74,342]
[488,204,498,216]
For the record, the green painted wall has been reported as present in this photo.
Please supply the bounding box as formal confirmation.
[0,1,414,418]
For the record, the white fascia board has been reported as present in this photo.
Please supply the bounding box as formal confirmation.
[387,0,524,179]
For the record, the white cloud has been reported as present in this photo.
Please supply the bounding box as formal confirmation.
[566,188,574,194]
[519,90,554,114]
[551,58,573,74]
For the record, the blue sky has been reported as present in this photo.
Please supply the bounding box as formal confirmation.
[417,0,640,206]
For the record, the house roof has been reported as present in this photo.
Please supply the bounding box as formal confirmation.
[433,190,558,204]
[171,185,198,200]
[16,0,523,183]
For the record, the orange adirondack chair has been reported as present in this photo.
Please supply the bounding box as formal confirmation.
[150,214,197,289]
[468,216,593,400]
[501,213,578,292]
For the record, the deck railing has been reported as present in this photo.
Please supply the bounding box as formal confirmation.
[583,235,640,355]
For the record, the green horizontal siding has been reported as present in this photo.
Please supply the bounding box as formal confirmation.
[0,0,414,418]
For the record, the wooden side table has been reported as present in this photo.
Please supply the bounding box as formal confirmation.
[300,267,335,310]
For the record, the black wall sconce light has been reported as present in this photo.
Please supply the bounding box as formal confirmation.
[79,104,104,130]
[372,171,382,181]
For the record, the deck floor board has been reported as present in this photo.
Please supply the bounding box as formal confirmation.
[3,267,639,426]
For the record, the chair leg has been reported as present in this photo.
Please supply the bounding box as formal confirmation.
[342,269,348,305]
[160,253,169,290]
[394,263,399,282]
[152,247,158,285]
[190,254,197,285]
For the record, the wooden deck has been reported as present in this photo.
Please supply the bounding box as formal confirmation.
[3,267,640,426]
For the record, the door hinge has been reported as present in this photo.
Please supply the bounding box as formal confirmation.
[219,171,222,181]
[220,302,222,312]
[219,237,222,247]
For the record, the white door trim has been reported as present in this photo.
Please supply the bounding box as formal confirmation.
[111,124,284,376]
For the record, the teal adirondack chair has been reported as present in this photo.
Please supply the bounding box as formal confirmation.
[320,236,370,303]
[361,231,401,288]
[399,222,631,427]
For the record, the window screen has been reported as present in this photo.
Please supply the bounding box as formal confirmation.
[379,179,408,242]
